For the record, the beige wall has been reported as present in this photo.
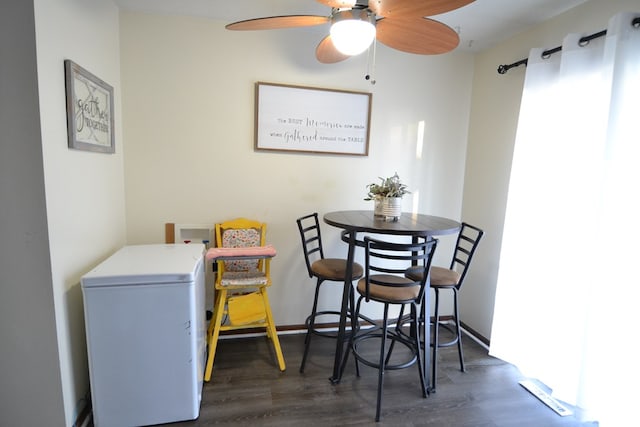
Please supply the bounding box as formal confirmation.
[462,0,640,340]
[34,0,126,423]
[119,12,474,324]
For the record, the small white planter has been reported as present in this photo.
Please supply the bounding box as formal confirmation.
[381,197,402,221]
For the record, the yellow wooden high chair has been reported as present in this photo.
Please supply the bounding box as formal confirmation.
[204,218,285,381]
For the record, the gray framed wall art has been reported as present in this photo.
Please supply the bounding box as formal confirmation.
[64,60,115,153]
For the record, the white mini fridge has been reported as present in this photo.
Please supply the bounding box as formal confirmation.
[81,244,206,427]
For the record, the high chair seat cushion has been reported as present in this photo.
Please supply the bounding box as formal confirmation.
[220,270,268,286]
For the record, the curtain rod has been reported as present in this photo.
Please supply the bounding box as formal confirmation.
[497,16,640,74]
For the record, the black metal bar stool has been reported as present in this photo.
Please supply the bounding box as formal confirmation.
[296,212,365,373]
[347,236,438,421]
[405,222,484,391]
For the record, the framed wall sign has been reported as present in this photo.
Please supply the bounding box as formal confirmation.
[64,60,115,153]
[255,82,372,156]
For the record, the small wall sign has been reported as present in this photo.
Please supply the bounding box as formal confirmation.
[64,60,115,153]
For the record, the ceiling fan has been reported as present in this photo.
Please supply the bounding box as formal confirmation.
[225,0,475,64]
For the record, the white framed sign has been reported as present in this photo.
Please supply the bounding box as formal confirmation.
[255,82,371,156]
[64,60,115,153]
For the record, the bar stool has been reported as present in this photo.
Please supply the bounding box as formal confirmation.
[348,236,438,421]
[296,212,364,373]
[405,222,484,391]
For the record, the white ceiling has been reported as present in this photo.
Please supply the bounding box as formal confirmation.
[112,0,589,52]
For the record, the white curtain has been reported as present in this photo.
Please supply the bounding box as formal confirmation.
[490,12,640,426]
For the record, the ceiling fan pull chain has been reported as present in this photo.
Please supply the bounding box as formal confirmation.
[365,40,377,85]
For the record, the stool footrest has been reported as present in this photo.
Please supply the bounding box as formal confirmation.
[352,328,418,371]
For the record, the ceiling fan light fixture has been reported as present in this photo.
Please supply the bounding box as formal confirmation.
[330,9,376,56]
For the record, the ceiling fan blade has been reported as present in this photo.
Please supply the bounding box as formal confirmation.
[316,35,350,63]
[316,0,358,8]
[376,17,459,54]
[370,0,475,18]
[226,15,329,31]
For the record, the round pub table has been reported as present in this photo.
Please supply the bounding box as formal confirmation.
[323,210,461,387]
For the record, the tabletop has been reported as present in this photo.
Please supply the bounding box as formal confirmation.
[323,210,461,237]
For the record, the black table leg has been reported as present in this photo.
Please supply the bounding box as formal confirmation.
[330,230,356,384]
[421,289,432,393]
[412,236,432,394]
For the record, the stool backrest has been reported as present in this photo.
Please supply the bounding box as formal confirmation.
[363,236,438,303]
[296,212,325,278]
[449,222,484,289]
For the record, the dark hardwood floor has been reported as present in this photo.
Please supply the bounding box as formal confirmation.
[163,329,598,427]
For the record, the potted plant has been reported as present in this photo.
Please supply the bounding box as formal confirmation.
[365,173,410,220]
